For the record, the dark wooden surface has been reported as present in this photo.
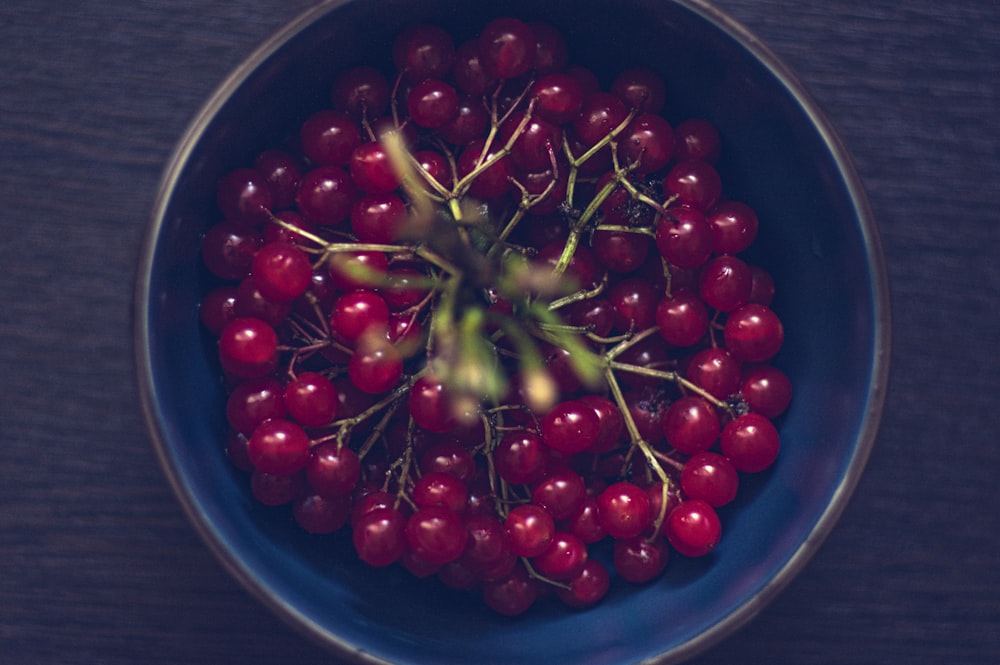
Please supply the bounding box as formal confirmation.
[2,1,998,663]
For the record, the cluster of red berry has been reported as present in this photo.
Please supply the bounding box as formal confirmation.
[198,16,790,615]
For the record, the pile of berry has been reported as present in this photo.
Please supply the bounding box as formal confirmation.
[199,17,790,615]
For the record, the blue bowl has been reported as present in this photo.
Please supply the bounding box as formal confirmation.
[135,0,891,663]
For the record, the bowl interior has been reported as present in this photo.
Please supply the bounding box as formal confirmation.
[137,0,889,663]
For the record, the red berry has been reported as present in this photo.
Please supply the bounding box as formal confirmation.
[494,430,549,485]
[299,109,362,167]
[531,531,587,580]
[251,241,313,303]
[724,303,785,363]
[226,376,286,436]
[556,559,610,608]
[306,442,360,499]
[596,481,653,539]
[614,535,670,583]
[720,413,781,473]
[353,506,407,567]
[247,419,311,476]
[505,504,555,557]
[216,167,274,226]
[611,67,666,114]
[680,452,739,507]
[218,317,279,379]
[740,364,793,418]
[665,499,722,557]
[405,506,467,565]
[478,17,536,79]
[349,141,400,194]
[662,396,720,455]
[541,400,600,454]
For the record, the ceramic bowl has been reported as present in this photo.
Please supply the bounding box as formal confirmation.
[136,0,891,663]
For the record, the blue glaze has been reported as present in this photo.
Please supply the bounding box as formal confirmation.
[135,1,890,663]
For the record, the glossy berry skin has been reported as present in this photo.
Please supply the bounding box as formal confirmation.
[577,395,624,453]
[407,78,459,129]
[531,73,585,125]
[720,413,781,473]
[201,221,262,281]
[655,205,713,269]
[673,118,721,163]
[349,141,400,194]
[456,138,513,200]
[234,277,292,328]
[408,375,458,433]
[620,113,674,174]
[254,149,302,210]
[216,167,274,227]
[502,111,563,172]
[482,563,538,616]
[478,17,536,79]
[531,467,587,520]
[412,471,469,513]
[350,193,408,244]
[573,92,629,147]
[451,38,496,95]
[665,499,722,557]
[419,442,477,484]
[327,250,388,292]
[707,200,759,255]
[556,559,610,608]
[504,504,555,557]
[596,481,653,539]
[347,337,403,394]
[331,65,391,119]
[405,506,467,566]
[247,419,311,476]
[329,290,390,344]
[592,230,650,274]
[664,160,722,211]
[680,452,739,507]
[532,531,587,580]
[565,497,606,544]
[437,96,490,146]
[299,109,362,167]
[392,24,455,83]
[699,254,753,312]
[613,535,670,583]
[225,377,286,436]
[656,290,709,347]
[293,493,351,534]
[529,21,568,75]
[609,277,659,332]
[251,242,313,303]
[461,514,511,570]
[296,165,358,225]
[611,66,666,114]
[740,364,793,418]
[686,347,741,400]
[494,430,548,485]
[250,469,304,506]
[353,506,407,567]
[541,400,600,454]
[723,303,785,363]
[662,396,720,455]
[306,442,360,499]
[218,317,279,379]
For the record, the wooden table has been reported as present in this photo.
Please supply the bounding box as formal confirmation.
[2,1,997,662]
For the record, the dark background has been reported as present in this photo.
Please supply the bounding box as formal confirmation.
[2,1,997,663]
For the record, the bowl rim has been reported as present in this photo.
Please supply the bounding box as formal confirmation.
[134,0,892,662]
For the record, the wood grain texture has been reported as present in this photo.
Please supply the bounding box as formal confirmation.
[1,1,997,663]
